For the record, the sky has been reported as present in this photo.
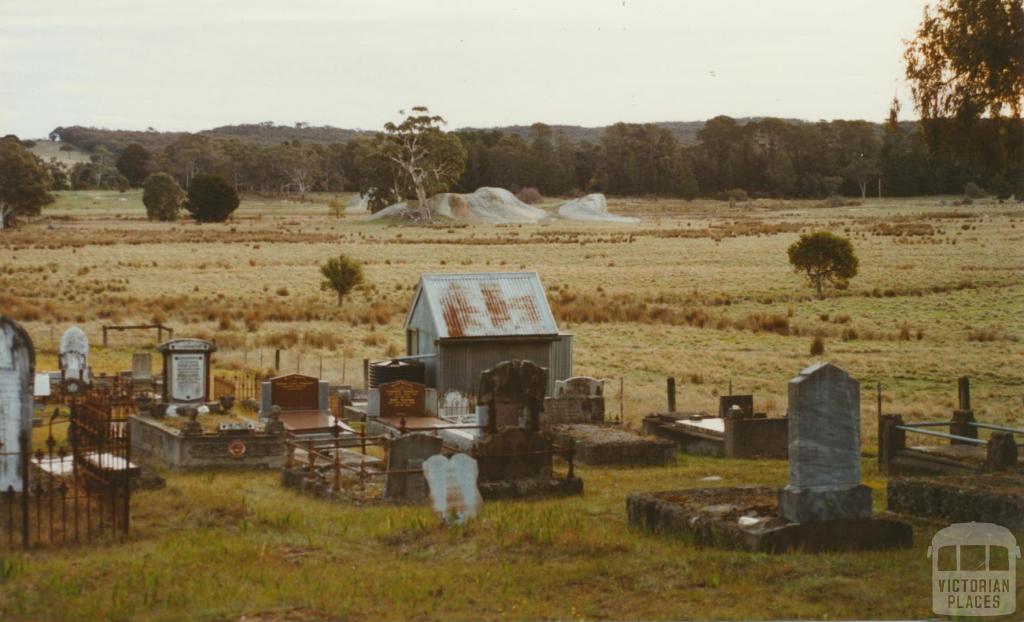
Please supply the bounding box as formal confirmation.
[0,0,928,138]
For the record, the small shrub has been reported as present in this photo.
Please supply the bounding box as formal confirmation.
[810,335,825,356]
[964,182,985,199]
[275,287,289,297]
[841,327,858,341]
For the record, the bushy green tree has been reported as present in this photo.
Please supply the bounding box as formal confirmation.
[320,254,364,306]
[142,173,186,221]
[0,136,54,231]
[787,231,859,298]
[186,174,239,222]
[116,143,152,187]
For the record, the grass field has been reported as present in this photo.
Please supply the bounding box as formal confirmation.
[1,190,1022,620]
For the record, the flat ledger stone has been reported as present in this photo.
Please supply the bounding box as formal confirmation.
[627,486,912,553]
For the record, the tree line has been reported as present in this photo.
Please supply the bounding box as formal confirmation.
[41,112,1023,204]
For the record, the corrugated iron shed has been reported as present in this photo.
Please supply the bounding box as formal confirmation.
[405,272,559,339]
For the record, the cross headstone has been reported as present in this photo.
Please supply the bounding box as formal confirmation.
[384,433,443,502]
[0,318,34,492]
[59,326,90,383]
[778,362,871,523]
[423,453,482,525]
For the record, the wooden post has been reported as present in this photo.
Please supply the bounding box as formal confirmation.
[619,377,624,424]
[667,377,676,413]
[362,359,369,390]
[274,349,280,372]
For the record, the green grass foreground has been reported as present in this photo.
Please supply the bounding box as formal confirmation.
[0,455,972,621]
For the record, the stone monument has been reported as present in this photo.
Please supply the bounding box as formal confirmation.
[59,326,90,383]
[157,338,216,409]
[0,317,34,491]
[778,362,871,523]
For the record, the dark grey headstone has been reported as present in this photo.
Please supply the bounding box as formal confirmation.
[779,362,871,523]
[384,433,443,502]
[0,318,34,492]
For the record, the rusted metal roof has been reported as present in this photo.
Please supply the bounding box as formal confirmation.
[406,272,559,339]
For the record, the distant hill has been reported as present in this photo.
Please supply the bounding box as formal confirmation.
[46,117,895,154]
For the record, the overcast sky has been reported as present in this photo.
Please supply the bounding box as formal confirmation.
[1,0,927,138]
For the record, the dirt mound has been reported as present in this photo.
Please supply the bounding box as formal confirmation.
[431,187,548,223]
[557,193,639,222]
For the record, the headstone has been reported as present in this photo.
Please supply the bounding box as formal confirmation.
[131,353,152,379]
[59,326,90,382]
[157,339,216,404]
[718,394,754,419]
[384,433,443,502]
[778,362,871,523]
[555,376,604,398]
[423,453,482,525]
[478,360,547,430]
[378,380,426,419]
[268,374,320,411]
[475,427,553,482]
[0,318,34,491]
[33,373,51,398]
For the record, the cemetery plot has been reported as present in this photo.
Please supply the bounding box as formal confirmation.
[628,363,911,553]
[879,377,1022,476]
[642,390,787,460]
[1,318,135,549]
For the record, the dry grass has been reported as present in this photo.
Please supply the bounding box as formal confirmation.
[2,190,1023,619]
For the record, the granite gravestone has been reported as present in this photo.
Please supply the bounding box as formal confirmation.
[478,360,547,430]
[59,326,90,382]
[384,433,443,502]
[423,453,482,525]
[0,318,34,492]
[379,380,426,419]
[778,362,871,523]
[157,339,216,405]
[267,374,319,411]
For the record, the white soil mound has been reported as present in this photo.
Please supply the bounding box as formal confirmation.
[431,187,548,223]
[345,194,369,213]
[557,194,638,223]
[366,202,412,220]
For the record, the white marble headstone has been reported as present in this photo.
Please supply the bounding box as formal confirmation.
[59,326,89,382]
[423,453,482,525]
[0,318,34,491]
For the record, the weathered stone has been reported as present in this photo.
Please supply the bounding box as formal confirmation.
[888,474,1024,529]
[555,376,604,398]
[131,352,152,379]
[474,427,553,482]
[986,432,1018,471]
[779,362,869,523]
[627,487,912,553]
[718,395,753,418]
[59,326,90,382]
[0,318,33,491]
[423,453,482,524]
[549,424,675,466]
[384,433,442,502]
[478,360,546,431]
